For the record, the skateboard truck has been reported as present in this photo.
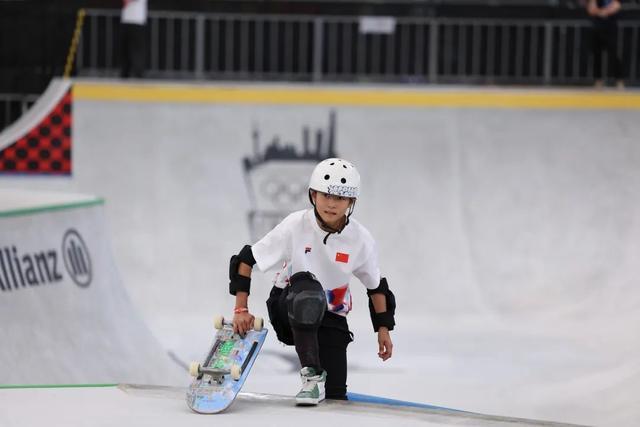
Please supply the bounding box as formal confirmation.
[190,340,259,383]
[191,365,242,383]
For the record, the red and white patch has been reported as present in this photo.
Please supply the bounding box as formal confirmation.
[335,252,349,263]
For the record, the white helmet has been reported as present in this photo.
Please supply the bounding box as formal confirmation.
[309,158,360,198]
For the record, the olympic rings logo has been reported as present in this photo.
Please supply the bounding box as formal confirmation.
[259,177,308,206]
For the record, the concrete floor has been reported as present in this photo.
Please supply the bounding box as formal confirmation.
[0,385,586,427]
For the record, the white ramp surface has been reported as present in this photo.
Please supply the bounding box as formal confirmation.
[0,385,586,427]
[1,81,640,426]
[0,189,183,385]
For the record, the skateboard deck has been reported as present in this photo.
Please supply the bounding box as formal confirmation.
[186,316,268,414]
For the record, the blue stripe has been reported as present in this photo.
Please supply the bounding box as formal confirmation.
[346,392,467,413]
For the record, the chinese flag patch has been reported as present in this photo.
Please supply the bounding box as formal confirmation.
[335,252,349,263]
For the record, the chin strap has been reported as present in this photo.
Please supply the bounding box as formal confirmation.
[309,190,355,244]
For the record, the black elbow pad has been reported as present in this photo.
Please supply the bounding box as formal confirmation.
[367,277,396,332]
[228,245,255,295]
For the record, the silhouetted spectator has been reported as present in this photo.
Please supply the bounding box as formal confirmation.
[120,0,147,78]
[586,0,624,89]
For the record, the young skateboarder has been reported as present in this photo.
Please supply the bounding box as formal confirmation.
[228,158,396,405]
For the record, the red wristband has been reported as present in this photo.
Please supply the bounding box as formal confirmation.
[234,307,249,314]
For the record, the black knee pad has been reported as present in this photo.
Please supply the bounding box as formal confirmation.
[266,286,294,345]
[286,272,327,329]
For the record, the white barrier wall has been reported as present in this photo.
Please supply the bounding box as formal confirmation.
[0,191,184,385]
[68,86,640,322]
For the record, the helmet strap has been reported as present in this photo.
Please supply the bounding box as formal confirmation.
[309,190,356,244]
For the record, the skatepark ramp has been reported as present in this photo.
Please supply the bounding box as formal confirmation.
[1,79,640,426]
[0,189,184,386]
[0,189,589,427]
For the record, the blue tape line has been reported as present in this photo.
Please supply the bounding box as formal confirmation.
[346,392,467,413]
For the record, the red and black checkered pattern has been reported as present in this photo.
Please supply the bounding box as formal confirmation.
[0,89,72,175]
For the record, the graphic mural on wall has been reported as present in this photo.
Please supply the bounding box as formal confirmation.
[243,111,338,241]
[0,89,72,175]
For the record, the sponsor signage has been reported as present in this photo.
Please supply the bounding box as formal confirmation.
[0,228,92,292]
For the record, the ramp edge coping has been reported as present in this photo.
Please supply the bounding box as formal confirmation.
[0,198,105,218]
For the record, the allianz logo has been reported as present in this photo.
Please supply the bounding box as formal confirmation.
[0,228,92,292]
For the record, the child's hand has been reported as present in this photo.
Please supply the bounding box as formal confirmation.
[233,311,255,336]
[377,327,393,361]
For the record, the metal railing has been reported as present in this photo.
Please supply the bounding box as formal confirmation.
[0,95,38,134]
[71,9,640,85]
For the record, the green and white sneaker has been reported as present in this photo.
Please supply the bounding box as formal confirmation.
[295,367,326,406]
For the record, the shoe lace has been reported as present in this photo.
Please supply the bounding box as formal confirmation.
[301,374,321,392]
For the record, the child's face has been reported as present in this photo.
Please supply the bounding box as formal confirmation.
[312,191,354,228]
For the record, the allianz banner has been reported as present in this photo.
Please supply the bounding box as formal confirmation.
[0,205,101,295]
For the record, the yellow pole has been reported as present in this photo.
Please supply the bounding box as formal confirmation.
[64,8,87,78]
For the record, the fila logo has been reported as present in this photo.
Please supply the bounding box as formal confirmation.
[335,252,349,263]
[304,247,312,254]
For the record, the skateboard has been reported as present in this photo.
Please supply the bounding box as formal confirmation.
[186,315,268,414]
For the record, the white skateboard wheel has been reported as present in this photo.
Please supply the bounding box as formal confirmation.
[230,365,242,381]
[253,317,264,331]
[213,315,224,330]
[189,362,201,377]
